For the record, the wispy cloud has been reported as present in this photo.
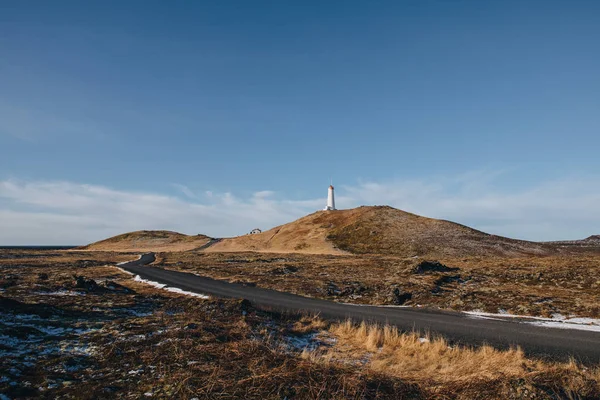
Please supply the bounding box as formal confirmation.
[0,173,599,245]
[0,100,110,142]
[171,183,198,199]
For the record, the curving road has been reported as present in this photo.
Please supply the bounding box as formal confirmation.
[119,253,600,363]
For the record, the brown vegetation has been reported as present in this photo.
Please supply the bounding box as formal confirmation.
[160,251,600,319]
[314,320,600,399]
[81,206,600,258]
[2,249,599,399]
[198,206,600,257]
[78,230,211,252]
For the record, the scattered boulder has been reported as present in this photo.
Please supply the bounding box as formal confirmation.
[413,261,459,274]
[432,274,469,294]
[1,273,19,288]
[4,273,19,281]
[37,273,49,281]
[340,282,367,296]
[271,266,299,275]
[325,282,340,296]
[238,299,253,313]
[325,281,367,297]
[73,275,101,292]
[0,296,65,318]
[102,280,135,294]
[74,259,105,268]
[389,287,412,305]
[434,275,466,286]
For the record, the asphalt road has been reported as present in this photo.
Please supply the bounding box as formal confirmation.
[119,253,600,363]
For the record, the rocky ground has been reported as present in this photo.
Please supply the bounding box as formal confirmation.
[159,251,600,319]
[1,249,599,399]
[0,250,406,399]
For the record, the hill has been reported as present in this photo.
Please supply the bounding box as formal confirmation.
[205,206,556,257]
[78,230,212,252]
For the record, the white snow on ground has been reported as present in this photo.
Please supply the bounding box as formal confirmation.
[465,310,600,332]
[283,333,323,352]
[134,275,166,289]
[163,287,209,299]
[35,290,84,297]
[115,266,134,275]
[117,255,142,266]
[285,333,317,350]
[133,275,209,299]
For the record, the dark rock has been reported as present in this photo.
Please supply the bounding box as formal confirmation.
[325,281,367,297]
[102,280,135,294]
[184,323,199,330]
[325,282,340,296]
[340,282,367,296]
[271,266,299,275]
[73,275,101,291]
[37,273,49,281]
[0,297,65,318]
[74,259,105,268]
[239,299,252,312]
[434,275,465,286]
[413,261,459,274]
[389,287,412,305]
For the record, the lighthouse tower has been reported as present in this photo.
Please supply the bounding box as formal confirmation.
[324,185,336,211]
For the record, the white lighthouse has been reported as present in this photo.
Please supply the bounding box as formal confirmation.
[324,185,336,211]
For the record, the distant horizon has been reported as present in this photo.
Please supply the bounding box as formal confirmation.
[1,203,598,247]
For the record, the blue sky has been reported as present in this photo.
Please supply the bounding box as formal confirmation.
[1,1,599,244]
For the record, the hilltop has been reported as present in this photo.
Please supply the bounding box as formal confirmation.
[78,230,211,252]
[205,206,554,257]
[81,206,599,257]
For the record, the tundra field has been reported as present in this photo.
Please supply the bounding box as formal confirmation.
[1,249,600,399]
[158,251,600,321]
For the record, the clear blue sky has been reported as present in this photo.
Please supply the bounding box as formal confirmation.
[1,1,599,244]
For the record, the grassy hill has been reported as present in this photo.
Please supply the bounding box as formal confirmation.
[81,206,599,257]
[206,206,555,257]
[78,230,212,252]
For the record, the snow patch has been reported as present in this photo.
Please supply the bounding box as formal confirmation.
[134,275,166,289]
[115,266,134,275]
[36,290,84,297]
[133,275,209,299]
[285,333,319,351]
[117,255,142,266]
[164,287,209,299]
[465,310,600,332]
[529,320,600,332]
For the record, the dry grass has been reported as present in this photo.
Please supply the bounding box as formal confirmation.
[318,320,600,398]
[77,230,211,252]
[331,320,531,382]
[2,249,600,399]
[161,251,600,319]
[204,206,600,258]
[290,314,330,335]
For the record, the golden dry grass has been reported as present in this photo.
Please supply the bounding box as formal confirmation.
[204,206,591,257]
[331,320,531,382]
[78,230,211,252]
[2,249,600,399]
[318,320,600,397]
[161,251,600,319]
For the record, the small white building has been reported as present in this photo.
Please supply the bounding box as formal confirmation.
[249,228,262,235]
[324,185,336,211]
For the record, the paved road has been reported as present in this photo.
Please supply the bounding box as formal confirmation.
[120,253,600,363]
